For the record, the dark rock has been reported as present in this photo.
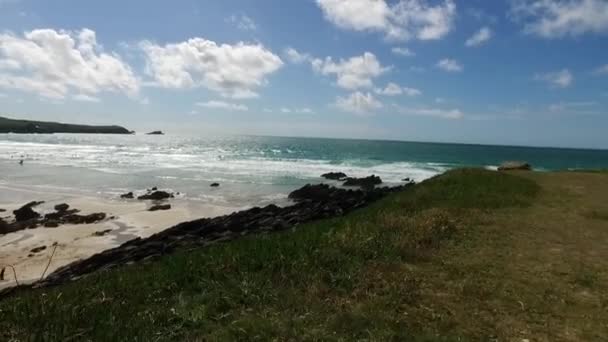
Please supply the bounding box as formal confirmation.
[402,177,411,182]
[44,209,79,221]
[150,187,158,191]
[288,184,334,202]
[321,172,348,180]
[138,191,173,201]
[343,175,383,189]
[54,203,69,212]
[63,213,106,224]
[13,201,43,222]
[498,161,532,171]
[120,192,134,199]
[44,220,60,228]
[146,131,164,135]
[0,218,10,234]
[93,229,113,237]
[210,183,220,187]
[149,204,171,212]
[0,208,5,212]
[30,246,46,253]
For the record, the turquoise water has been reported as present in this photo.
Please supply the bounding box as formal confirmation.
[1,134,607,206]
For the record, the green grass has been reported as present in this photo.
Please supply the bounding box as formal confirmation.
[0,169,542,341]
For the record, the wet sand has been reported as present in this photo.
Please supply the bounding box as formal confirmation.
[0,185,241,289]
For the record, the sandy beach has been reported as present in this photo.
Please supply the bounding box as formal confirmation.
[0,184,241,289]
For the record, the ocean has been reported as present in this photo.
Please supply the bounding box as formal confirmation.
[1,134,608,207]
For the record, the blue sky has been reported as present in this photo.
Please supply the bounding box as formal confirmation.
[0,0,607,148]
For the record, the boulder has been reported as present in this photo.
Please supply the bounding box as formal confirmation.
[210,183,220,187]
[30,246,47,253]
[13,201,43,222]
[149,204,171,212]
[321,172,348,180]
[54,203,69,212]
[44,220,60,228]
[498,161,532,171]
[343,175,383,189]
[63,213,106,224]
[93,229,113,237]
[120,192,134,199]
[0,208,5,212]
[137,191,173,201]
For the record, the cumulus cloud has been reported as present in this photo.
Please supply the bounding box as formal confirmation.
[226,14,257,31]
[196,100,249,111]
[140,38,283,99]
[465,27,493,47]
[391,46,415,56]
[312,52,390,90]
[335,91,383,115]
[511,0,608,38]
[535,69,573,88]
[283,47,312,64]
[316,0,456,41]
[0,28,139,100]
[375,82,421,96]
[396,105,464,119]
[437,58,463,72]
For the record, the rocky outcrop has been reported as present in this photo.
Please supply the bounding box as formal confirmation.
[0,203,107,235]
[498,161,532,171]
[146,131,164,135]
[13,201,44,222]
[210,183,220,187]
[18,183,409,290]
[0,116,132,134]
[343,175,383,189]
[120,192,134,199]
[54,203,69,212]
[137,190,174,201]
[149,204,171,212]
[321,172,348,181]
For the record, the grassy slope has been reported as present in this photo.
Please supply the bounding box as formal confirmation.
[2,169,608,341]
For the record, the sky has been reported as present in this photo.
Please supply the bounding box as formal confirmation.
[0,0,607,148]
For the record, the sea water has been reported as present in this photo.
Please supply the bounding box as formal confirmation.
[1,134,607,207]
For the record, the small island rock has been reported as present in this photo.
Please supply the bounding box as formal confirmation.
[498,161,532,171]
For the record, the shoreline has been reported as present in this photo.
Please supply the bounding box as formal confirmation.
[0,185,242,290]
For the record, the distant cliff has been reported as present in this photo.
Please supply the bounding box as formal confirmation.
[0,116,132,134]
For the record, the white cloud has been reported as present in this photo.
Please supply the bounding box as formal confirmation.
[268,107,315,114]
[511,0,608,38]
[140,38,283,99]
[437,58,463,72]
[375,82,421,96]
[549,101,596,112]
[73,94,100,102]
[312,52,390,90]
[280,107,292,113]
[0,92,7,98]
[226,14,257,31]
[0,28,139,100]
[465,27,493,47]
[435,97,445,103]
[335,91,383,115]
[391,46,415,56]
[396,105,464,119]
[316,0,456,41]
[535,69,573,88]
[196,100,249,111]
[594,64,608,75]
[283,47,312,64]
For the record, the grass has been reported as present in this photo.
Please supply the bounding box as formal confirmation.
[2,169,608,341]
